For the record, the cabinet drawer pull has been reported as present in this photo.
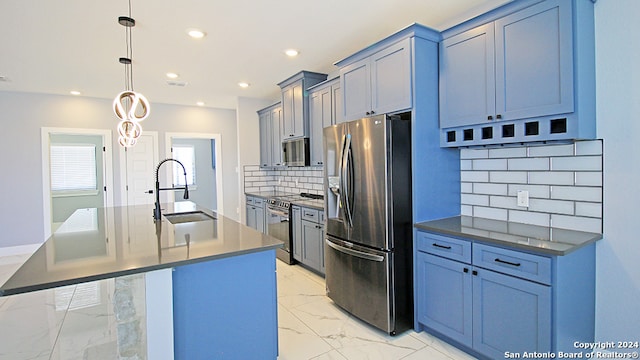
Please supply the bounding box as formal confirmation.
[495,258,521,267]
[432,243,452,250]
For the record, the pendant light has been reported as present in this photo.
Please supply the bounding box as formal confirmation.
[113,0,150,148]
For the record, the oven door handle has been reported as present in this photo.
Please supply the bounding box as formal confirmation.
[267,208,289,217]
[325,239,384,262]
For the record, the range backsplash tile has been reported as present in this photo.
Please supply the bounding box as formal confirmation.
[243,165,324,195]
[460,140,603,233]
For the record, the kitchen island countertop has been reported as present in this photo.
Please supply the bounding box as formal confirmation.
[415,216,602,256]
[0,201,283,296]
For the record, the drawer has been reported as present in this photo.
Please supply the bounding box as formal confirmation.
[253,197,264,206]
[246,196,255,205]
[416,231,471,264]
[302,208,320,223]
[473,243,551,285]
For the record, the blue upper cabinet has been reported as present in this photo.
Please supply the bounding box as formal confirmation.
[440,23,495,129]
[440,0,595,147]
[308,77,341,166]
[337,37,413,121]
[278,71,327,139]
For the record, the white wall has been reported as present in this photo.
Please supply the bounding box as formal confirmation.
[0,92,238,247]
[594,0,640,341]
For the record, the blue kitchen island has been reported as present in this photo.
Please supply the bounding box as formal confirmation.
[0,202,283,359]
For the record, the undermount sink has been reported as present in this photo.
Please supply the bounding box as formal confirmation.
[163,211,216,224]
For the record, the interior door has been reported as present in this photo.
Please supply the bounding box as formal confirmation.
[125,132,158,206]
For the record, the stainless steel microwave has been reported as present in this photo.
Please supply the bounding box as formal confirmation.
[282,138,310,166]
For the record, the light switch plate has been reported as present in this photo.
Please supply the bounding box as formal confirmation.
[517,190,530,207]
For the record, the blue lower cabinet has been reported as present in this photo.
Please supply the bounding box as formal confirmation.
[416,252,473,347]
[172,250,278,359]
[472,268,551,359]
[415,230,595,359]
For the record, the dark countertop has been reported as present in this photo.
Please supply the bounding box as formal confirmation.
[415,216,602,256]
[0,202,283,296]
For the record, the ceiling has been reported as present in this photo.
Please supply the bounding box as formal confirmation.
[0,0,512,110]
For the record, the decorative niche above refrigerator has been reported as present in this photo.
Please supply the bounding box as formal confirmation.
[439,0,596,147]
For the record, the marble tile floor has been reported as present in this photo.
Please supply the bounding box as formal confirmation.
[0,254,478,360]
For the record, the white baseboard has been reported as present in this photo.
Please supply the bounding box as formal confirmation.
[0,244,40,258]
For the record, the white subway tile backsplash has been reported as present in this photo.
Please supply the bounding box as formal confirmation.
[551,186,602,202]
[461,205,474,216]
[529,171,574,185]
[488,147,527,158]
[473,183,508,196]
[575,172,603,186]
[575,202,603,218]
[575,140,603,156]
[508,157,550,171]
[490,196,520,210]
[528,144,574,157]
[473,206,508,221]
[461,171,489,182]
[461,148,488,159]
[551,156,602,171]
[509,210,550,227]
[507,184,550,199]
[461,160,473,171]
[528,198,575,215]
[461,193,489,206]
[489,171,528,184]
[551,214,602,233]
[460,141,602,233]
[473,158,508,171]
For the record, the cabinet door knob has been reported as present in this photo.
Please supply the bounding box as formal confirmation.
[472,270,478,276]
[487,115,493,121]
[366,112,371,115]
[496,114,502,119]
[463,268,469,273]
[370,110,375,114]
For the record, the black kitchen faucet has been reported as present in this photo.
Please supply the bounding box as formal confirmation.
[151,158,189,221]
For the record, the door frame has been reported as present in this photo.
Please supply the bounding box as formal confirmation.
[118,131,160,207]
[41,127,115,240]
[165,132,223,215]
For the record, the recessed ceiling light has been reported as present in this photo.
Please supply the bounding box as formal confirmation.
[196,101,205,107]
[166,72,179,79]
[70,90,81,96]
[187,29,206,39]
[285,49,299,57]
[238,82,250,88]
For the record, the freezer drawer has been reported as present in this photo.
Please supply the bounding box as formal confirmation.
[324,236,397,334]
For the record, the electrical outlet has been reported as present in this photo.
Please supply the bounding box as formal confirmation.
[517,190,530,207]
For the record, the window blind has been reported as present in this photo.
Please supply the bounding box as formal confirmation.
[173,145,196,186]
[50,144,97,191]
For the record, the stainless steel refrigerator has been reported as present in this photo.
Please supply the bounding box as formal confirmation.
[323,114,413,335]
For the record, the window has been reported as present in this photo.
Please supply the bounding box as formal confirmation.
[172,145,196,186]
[50,144,97,192]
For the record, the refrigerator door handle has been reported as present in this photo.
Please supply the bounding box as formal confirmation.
[341,134,353,227]
[325,239,384,262]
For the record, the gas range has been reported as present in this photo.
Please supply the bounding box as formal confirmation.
[266,193,323,214]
